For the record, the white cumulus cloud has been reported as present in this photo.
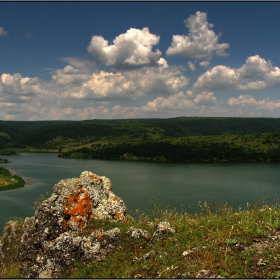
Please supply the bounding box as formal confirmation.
[193,65,239,91]
[0,73,50,103]
[228,95,280,111]
[51,57,96,87]
[166,11,229,60]
[66,67,189,100]
[238,55,272,79]
[87,27,162,69]
[141,91,196,112]
[193,91,217,105]
[193,55,280,92]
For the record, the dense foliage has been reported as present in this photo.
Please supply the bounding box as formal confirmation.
[59,140,280,163]
[1,117,280,162]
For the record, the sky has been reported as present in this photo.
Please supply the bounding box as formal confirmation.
[1,2,280,120]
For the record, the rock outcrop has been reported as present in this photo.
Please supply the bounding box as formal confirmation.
[18,171,126,278]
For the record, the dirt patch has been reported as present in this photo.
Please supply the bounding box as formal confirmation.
[0,178,9,187]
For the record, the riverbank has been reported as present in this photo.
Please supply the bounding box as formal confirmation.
[1,200,280,278]
[0,167,25,191]
[0,158,8,164]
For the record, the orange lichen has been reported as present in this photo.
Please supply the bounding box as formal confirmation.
[64,189,93,229]
[89,174,97,179]
[114,212,121,220]
[113,196,118,201]
[108,188,113,193]
[96,232,103,239]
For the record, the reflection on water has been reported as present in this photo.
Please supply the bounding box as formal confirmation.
[1,153,280,233]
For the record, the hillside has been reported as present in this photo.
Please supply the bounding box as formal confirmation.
[1,117,280,162]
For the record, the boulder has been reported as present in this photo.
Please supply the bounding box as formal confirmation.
[18,171,126,278]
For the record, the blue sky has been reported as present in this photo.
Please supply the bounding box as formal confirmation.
[1,2,280,120]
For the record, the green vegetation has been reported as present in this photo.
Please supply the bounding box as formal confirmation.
[0,167,25,191]
[0,158,8,164]
[2,200,280,278]
[59,132,280,162]
[1,117,280,162]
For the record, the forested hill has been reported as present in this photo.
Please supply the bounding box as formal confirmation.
[2,117,280,140]
[1,117,280,162]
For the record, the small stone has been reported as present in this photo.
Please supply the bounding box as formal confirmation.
[126,228,151,241]
[148,221,175,245]
[182,249,193,256]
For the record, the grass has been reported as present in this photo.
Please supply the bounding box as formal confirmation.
[0,158,8,164]
[2,198,280,278]
[0,167,25,191]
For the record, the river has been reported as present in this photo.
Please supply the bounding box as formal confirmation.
[1,153,280,233]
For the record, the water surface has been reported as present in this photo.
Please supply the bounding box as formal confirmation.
[1,153,279,233]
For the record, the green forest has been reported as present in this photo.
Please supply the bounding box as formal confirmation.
[1,117,280,162]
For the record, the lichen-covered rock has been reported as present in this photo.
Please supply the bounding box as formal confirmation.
[18,171,126,278]
[126,228,151,241]
[25,227,121,278]
[149,221,175,245]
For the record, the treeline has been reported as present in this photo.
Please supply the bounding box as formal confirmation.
[3,117,280,151]
[59,141,280,163]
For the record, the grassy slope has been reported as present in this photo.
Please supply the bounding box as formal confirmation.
[0,167,25,191]
[1,200,280,278]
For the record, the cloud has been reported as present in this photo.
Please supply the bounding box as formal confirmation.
[52,65,92,87]
[105,90,218,118]
[166,11,229,60]
[0,26,8,36]
[264,66,280,88]
[141,91,196,112]
[188,61,196,71]
[66,66,189,100]
[238,55,272,79]
[193,91,217,105]
[51,57,97,87]
[199,61,210,68]
[228,95,280,111]
[156,58,169,69]
[193,65,239,91]
[87,27,162,69]
[0,73,50,103]
[193,55,280,91]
